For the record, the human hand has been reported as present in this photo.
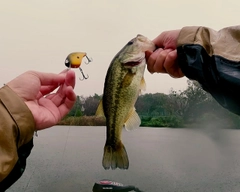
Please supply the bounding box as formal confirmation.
[7,70,76,130]
[146,30,184,78]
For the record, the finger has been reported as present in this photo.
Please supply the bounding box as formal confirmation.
[58,86,76,117]
[153,32,166,48]
[45,93,55,100]
[44,70,75,107]
[65,70,76,88]
[46,83,66,107]
[31,71,66,86]
[153,30,180,50]
[147,48,163,73]
[45,86,64,101]
[36,97,61,129]
[40,84,61,95]
[153,49,173,73]
[164,50,184,78]
[36,86,76,130]
[147,48,173,74]
[145,50,152,61]
[39,70,72,95]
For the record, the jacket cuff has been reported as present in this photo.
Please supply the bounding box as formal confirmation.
[0,85,35,147]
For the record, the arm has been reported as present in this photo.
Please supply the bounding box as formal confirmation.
[177,26,240,115]
[0,70,76,190]
[0,85,35,191]
[146,25,240,115]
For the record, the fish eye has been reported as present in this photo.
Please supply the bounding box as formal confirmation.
[77,56,79,59]
[127,41,133,46]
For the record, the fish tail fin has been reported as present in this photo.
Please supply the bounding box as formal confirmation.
[102,141,129,170]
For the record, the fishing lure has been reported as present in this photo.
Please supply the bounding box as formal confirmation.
[65,52,92,80]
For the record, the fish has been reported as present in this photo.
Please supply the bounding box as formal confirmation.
[96,34,156,170]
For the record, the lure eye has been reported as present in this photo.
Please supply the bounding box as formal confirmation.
[65,59,70,67]
[77,56,79,59]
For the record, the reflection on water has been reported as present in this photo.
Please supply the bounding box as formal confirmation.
[7,126,240,192]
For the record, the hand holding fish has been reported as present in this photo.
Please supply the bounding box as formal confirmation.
[146,30,184,78]
[7,70,76,130]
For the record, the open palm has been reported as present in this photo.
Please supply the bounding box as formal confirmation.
[7,70,76,130]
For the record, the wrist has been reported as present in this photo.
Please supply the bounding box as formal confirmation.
[0,85,35,146]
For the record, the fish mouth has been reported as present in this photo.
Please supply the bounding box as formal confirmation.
[123,61,142,67]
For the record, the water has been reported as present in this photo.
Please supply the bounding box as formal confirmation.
[7,126,240,192]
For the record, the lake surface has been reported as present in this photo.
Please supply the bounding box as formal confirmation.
[7,126,240,192]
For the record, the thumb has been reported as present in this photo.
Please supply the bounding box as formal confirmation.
[153,32,166,48]
[145,50,153,61]
[153,30,180,50]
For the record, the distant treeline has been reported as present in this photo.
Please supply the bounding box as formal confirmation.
[59,80,240,128]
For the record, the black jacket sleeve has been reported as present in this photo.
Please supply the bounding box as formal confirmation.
[177,44,240,115]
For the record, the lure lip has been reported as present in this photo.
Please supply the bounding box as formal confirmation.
[65,62,81,68]
[69,64,80,68]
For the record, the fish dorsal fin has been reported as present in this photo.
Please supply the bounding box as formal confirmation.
[124,108,141,131]
[119,52,144,64]
[95,99,105,117]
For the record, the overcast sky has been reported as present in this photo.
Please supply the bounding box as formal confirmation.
[0,0,239,96]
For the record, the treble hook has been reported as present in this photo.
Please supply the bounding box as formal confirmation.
[79,67,89,81]
[85,55,93,64]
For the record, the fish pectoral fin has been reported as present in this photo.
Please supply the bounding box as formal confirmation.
[120,52,145,64]
[95,99,105,117]
[124,108,141,131]
[140,77,146,92]
[121,72,135,88]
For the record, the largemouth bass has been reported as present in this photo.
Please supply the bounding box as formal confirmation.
[96,34,156,170]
